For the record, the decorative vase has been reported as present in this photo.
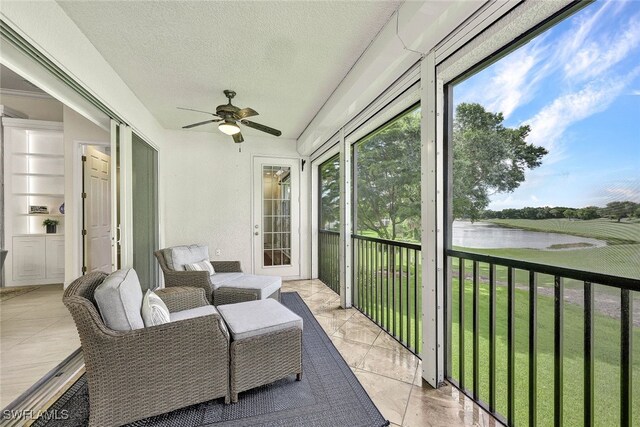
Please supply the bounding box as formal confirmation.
[59,202,65,214]
[46,225,56,234]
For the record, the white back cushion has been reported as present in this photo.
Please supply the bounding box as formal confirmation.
[95,268,145,331]
[163,244,210,271]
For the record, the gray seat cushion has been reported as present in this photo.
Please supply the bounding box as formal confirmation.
[217,299,302,341]
[217,274,281,298]
[210,272,244,288]
[163,244,210,271]
[170,305,219,322]
[94,268,144,331]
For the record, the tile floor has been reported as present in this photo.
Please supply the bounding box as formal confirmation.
[0,280,499,426]
[282,279,499,427]
[0,284,79,408]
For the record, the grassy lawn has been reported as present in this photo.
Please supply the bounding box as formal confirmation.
[451,276,640,427]
[487,218,640,245]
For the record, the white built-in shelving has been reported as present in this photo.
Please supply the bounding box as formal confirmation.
[3,118,65,286]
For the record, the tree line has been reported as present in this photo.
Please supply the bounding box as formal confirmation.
[320,101,637,245]
[481,201,640,222]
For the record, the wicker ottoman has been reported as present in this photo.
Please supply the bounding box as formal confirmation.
[217,298,303,403]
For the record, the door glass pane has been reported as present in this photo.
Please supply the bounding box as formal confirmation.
[262,165,291,267]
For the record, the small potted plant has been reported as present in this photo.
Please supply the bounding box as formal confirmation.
[42,218,59,234]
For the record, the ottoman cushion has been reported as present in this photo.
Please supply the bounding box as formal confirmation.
[217,274,281,298]
[217,299,302,341]
[211,272,244,288]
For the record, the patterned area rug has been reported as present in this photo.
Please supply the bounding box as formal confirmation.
[33,292,388,427]
[0,286,38,302]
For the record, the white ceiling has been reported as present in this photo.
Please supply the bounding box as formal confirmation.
[56,0,402,139]
[0,64,48,93]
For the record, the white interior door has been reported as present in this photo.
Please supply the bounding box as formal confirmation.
[84,146,111,273]
[253,157,300,277]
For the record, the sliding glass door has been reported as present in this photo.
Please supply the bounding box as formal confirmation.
[131,133,158,290]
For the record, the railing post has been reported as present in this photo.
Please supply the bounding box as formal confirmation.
[507,267,515,425]
[554,276,564,427]
[584,281,594,427]
[621,288,632,427]
[339,128,352,308]
[489,263,496,412]
[529,271,537,427]
[472,261,479,400]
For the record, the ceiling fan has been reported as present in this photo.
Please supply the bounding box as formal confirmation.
[178,90,282,143]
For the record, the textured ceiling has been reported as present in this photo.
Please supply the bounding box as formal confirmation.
[56,0,402,139]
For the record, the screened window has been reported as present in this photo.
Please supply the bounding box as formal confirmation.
[353,106,421,243]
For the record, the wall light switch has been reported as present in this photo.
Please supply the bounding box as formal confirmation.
[215,249,222,256]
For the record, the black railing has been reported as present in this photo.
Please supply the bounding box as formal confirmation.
[352,234,422,354]
[447,249,639,427]
[318,230,340,295]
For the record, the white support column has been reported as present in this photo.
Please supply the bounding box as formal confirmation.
[339,128,352,308]
[420,51,445,387]
[118,124,134,268]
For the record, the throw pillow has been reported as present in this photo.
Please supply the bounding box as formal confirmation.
[141,290,171,327]
[184,259,215,276]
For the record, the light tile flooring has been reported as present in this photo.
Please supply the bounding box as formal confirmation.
[282,279,499,427]
[0,280,498,426]
[0,284,79,408]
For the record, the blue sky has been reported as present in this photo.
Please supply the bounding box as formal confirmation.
[454,0,640,210]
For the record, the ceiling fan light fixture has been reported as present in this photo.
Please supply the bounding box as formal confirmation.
[218,120,240,135]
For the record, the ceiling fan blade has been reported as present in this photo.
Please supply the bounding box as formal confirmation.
[240,120,282,137]
[182,119,221,129]
[177,106,221,117]
[232,132,244,143]
[236,107,259,119]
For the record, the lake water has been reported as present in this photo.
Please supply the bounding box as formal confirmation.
[452,221,608,250]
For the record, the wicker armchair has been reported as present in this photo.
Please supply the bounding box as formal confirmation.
[155,248,280,305]
[63,272,230,427]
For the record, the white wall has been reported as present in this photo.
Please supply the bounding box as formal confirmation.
[162,130,310,279]
[0,93,63,121]
[63,105,109,285]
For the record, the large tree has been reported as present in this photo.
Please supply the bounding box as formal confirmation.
[453,103,548,221]
[319,156,340,231]
[355,108,421,241]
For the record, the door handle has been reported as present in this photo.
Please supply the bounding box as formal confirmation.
[116,225,122,244]
[254,231,259,236]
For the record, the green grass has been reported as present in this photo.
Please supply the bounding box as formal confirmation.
[454,244,640,282]
[487,218,640,245]
[451,275,640,427]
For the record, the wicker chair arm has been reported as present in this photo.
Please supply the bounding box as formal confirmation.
[71,310,230,425]
[211,261,242,273]
[162,270,212,302]
[156,286,209,312]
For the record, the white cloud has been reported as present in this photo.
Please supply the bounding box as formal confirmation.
[454,42,548,118]
[563,14,640,80]
[483,47,540,118]
[524,68,640,163]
